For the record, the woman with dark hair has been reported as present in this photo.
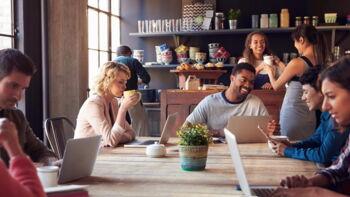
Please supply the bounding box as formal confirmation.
[272,56,350,197]
[264,24,329,140]
[239,31,285,89]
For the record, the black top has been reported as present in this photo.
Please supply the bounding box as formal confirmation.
[290,56,314,82]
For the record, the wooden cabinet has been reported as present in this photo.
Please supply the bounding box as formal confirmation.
[160,89,285,136]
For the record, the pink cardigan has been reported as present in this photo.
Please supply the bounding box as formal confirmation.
[74,94,136,147]
[0,156,45,197]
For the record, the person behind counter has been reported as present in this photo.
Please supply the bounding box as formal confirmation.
[272,56,350,197]
[183,63,269,137]
[74,61,138,147]
[239,31,285,90]
[114,46,151,136]
[264,24,328,141]
[268,68,349,167]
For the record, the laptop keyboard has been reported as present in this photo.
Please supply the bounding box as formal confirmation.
[252,188,275,197]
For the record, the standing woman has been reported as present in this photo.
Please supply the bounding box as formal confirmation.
[264,24,328,140]
[75,61,138,147]
[239,31,285,89]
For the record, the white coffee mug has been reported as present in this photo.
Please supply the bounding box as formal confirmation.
[37,166,59,188]
[263,55,274,66]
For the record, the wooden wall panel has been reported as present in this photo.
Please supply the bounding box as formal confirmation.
[47,0,88,124]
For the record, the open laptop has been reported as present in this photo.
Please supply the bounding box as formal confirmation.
[225,116,270,143]
[58,135,101,184]
[224,129,276,197]
[124,112,178,148]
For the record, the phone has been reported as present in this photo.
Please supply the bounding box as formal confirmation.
[257,125,289,143]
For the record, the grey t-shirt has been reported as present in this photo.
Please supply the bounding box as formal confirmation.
[186,91,269,132]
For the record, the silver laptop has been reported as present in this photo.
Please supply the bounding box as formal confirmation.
[124,112,178,148]
[224,129,276,197]
[58,135,101,184]
[225,116,270,143]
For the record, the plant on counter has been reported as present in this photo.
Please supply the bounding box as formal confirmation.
[227,8,241,29]
[177,123,212,171]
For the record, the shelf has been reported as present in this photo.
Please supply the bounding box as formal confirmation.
[144,64,233,68]
[130,25,350,48]
[130,26,350,37]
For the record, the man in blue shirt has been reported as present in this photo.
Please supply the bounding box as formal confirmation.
[270,68,349,167]
[115,46,151,136]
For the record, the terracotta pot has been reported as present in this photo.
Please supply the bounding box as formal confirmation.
[178,145,208,171]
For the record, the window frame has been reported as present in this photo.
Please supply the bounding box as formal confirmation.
[87,0,120,68]
[0,0,16,49]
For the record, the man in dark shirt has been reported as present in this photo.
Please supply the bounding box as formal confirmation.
[114,46,151,136]
[0,48,57,165]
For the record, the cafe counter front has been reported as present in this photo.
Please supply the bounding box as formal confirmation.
[160,89,285,136]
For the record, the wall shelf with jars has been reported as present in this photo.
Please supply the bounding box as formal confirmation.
[130,25,350,49]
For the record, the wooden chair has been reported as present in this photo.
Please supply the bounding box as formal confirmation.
[44,117,75,159]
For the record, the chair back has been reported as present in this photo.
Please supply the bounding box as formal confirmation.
[44,117,75,159]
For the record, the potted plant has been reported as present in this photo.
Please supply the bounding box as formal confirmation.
[177,123,212,171]
[227,9,241,29]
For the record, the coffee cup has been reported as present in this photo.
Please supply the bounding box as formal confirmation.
[123,90,142,103]
[263,55,274,66]
[37,166,59,188]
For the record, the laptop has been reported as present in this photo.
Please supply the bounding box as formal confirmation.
[225,116,271,143]
[224,129,276,197]
[124,112,178,148]
[58,135,101,184]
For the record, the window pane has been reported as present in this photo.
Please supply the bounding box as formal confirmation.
[88,0,98,8]
[0,36,13,49]
[111,16,120,52]
[111,0,120,15]
[99,13,108,50]
[0,0,13,35]
[112,52,116,60]
[88,49,99,88]
[99,0,109,12]
[100,51,109,66]
[88,9,98,49]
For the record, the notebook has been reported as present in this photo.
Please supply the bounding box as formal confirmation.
[225,116,271,143]
[58,135,101,184]
[124,112,178,147]
[224,129,276,197]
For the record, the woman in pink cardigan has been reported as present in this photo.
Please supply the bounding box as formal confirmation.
[74,61,138,147]
[0,118,45,197]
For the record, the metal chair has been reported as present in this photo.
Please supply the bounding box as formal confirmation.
[44,117,75,159]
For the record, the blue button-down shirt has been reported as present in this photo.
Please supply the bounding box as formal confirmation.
[284,112,350,166]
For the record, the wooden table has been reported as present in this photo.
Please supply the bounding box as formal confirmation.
[73,139,316,196]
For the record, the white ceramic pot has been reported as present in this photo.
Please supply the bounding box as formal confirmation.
[146,142,166,158]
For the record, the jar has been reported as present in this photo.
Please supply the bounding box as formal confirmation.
[215,12,224,30]
[312,16,319,26]
[280,9,289,28]
[269,14,278,28]
[260,14,269,28]
[303,16,310,25]
[295,16,302,26]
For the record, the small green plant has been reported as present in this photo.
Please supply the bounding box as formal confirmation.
[177,123,212,146]
[227,9,241,20]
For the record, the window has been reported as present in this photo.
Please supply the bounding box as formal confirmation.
[88,0,120,88]
[0,0,15,49]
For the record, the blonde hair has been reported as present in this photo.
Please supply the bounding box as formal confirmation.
[93,61,130,95]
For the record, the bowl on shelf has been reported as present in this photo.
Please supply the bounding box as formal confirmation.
[161,50,173,65]
[216,57,227,63]
[324,13,337,23]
